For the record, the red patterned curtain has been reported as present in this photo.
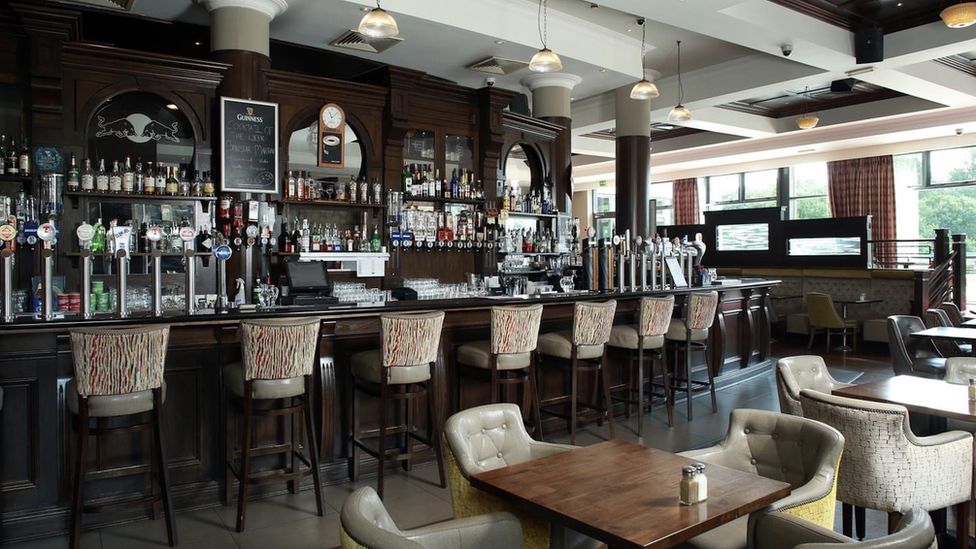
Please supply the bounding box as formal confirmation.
[827,155,896,267]
[673,178,700,225]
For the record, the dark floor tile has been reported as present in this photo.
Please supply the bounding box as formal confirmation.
[3,532,101,549]
[214,489,330,533]
[100,508,227,549]
[232,514,340,549]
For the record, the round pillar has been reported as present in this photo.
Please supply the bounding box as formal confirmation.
[203,0,287,99]
[521,73,582,214]
[614,78,653,238]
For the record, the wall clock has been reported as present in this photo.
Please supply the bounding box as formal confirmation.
[318,103,346,169]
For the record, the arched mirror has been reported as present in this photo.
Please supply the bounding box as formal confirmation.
[87,91,195,172]
[288,122,364,182]
[503,143,543,196]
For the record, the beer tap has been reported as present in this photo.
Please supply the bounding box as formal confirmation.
[180,225,197,315]
[111,223,133,318]
[76,222,95,319]
[37,221,57,321]
[627,231,637,293]
[0,222,17,322]
[212,238,233,312]
[598,237,611,292]
[147,225,164,317]
[615,232,628,292]
[636,235,648,292]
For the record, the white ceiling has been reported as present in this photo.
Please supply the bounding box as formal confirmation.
[58,0,976,176]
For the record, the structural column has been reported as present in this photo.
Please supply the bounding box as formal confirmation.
[614,82,652,238]
[521,73,582,214]
[204,0,287,100]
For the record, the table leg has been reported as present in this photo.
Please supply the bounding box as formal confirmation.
[836,303,853,353]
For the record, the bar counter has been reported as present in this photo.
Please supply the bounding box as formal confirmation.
[0,279,777,542]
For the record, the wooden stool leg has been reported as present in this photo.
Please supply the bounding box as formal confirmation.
[152,388,177,546]
[570,351,579,445]
[377,380,389,499]
[685,339,693,421]
[236,388,253,533]
[426,377,446,488]
[842,503,853,537]
[636,346,644,437]
[600,352,616,439]
[660,350,674,428]
[403,385,414,472]
[704,344,717,413]
[887,511,903,535]
[529,353,543,441]
[348,377,360,482]
[956,500,971,549]
[490,355,500,404]
[855,506,866,540]
[288,396,299,494]
[70,400,89,549]
[224,401,235,506]
[303,378,324,517]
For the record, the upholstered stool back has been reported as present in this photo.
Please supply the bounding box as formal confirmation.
[940,301,965,327]
[381,311,445,367]
[686,291,718,331]
[639,295,674,337]
[572,300,616,346]
[70,325,169,397]
[240,317,320,381]
[491,304,543,355]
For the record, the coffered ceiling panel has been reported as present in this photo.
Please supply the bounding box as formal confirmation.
[767,0,944,32]
[717,81,904,118]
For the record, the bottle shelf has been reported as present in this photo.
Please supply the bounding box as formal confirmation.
[0,174,32,184]
[404,195,484,206]
[504,211,559,219]
[278,198,385,209]
[66,251,212,258]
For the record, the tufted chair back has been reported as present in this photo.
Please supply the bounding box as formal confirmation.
[807,293,845,330]
[945,357,976,385]
[490,304,543,355]
[751,508,936,549]
[940,301,965,327]
[887,315,941,376]
[381,311,445,368]
[70,325,170,397]
[240,317,320,381]
[639,295,674,337]
[799,389,973,513]
[445,403,538,474]
[340,486,417,549]
[686,291,718,330]
[572,300,617,346]
[776,356,848,417]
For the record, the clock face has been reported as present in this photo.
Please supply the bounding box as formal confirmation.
[322,106,343,129]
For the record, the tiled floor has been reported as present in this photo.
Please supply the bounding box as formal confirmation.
[4,343,910,548]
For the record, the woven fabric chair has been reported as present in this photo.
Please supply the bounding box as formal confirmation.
[776,355,852,417]
[677,408,845,549]
[666,291,719,421]
[340,486,522,549]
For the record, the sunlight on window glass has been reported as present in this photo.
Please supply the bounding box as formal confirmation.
[744,169,778,199]
[709,174,739,203]
[790,163,828,197]
[930,146,976,185]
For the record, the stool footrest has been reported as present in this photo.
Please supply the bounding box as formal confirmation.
[85,463,152,481]
[83,494,162,513]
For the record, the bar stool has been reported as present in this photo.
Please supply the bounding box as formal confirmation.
[608,295,675,433]
[537,300,617,445]
[348,311,447,498]
[456,304,544,436]
[667,291,719,421]
[67,325,175,549]
[223,317,323,532]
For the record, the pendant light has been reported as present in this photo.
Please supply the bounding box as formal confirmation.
[795,86,820,129]
[668,40,691,122]
[358,0,399,39]
[941,2,976,28]
[530,0,563,73]
[630,18,660,100]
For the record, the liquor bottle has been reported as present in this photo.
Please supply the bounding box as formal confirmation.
[359,177,368,204]
[166,166,179,196]
[286,170,296,199]
[217,195,232,237]
[17,138,29,177]
[311,223,321,252]
[108,160,122,193]
[6,137,17,175]
[95,159,109,192]
[279,220,291,253]
[138,222,150,253]
[370,225,381,252]
[121,156,135,194]
[300,218,311,252]
[203,171,215,197]
[296,171,306,200]
[66,153,80,191]
[178,169,190,197]
[90,218,106,253]
[191,171,203,197]
[80,158,94,192]
[291,218,301,253]
[157,163,169,196]
[402,164,412,197]
[143,162,156,195]
[371,177,382,204]
[0,135,6,174]
[131,160,143,194]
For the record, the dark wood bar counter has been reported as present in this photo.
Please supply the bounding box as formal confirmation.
[0,279,775,541]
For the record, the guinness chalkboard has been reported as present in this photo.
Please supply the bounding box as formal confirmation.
[220,97,279,194]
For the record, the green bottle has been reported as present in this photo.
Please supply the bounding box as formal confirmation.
[370,225,381,252]
[90,218,106,253]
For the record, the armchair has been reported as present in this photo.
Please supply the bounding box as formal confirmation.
[340,486,522,549]
[751,508,936,549]
[887,315,945,378]
[776,355,852,417]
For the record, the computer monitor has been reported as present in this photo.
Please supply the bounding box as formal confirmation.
[286,261,331,294]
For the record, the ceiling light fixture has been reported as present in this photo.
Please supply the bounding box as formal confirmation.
[630,18,660,100]
[941,2,976,28]
[530,0,563,72]
[668,40,691,122]
[795,86,819,129]
[358,0,399,39]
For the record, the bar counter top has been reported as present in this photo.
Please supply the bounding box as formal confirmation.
[0,278,778,332]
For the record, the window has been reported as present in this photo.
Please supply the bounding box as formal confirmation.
[930,146,976,185]
[650,181,674,226]
[789,162,829,219]
[705,170,777,211]
[593,190,614,214]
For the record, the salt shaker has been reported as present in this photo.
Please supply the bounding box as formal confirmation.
[695,463,708,502]
[969,379,976,402]
[679,466,700,506]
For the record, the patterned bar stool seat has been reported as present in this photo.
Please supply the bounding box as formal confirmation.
[537,300,617,445]
[666,291,719,421]
[456,304,544,435]
[348,311,447,498]
[608,295,675,433]
[223,317,324,532]
[67,325,175,549]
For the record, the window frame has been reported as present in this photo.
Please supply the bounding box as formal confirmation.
[787,162,830,220]
[704,170,779,211]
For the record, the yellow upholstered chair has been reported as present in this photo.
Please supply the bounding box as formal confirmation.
[806,293,857,352]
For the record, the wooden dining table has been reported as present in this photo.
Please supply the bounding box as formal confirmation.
[911,326,976,356]
[470,440,791,549]
[833,375,976,423]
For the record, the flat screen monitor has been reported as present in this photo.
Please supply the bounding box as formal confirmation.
[715,223,769,252]
[286,261,331,293]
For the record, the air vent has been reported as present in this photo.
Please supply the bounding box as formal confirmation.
[330,30,403,54]
[467,57,529,76]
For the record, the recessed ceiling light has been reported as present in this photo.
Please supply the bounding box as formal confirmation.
[495,40,505,45]
[166,103,179,111]
[627,28,633,32]
[194,41,202,46]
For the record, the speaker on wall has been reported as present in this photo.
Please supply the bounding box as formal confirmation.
[509,93,530,116]
[854,25,883,64]
[830,78,856,93]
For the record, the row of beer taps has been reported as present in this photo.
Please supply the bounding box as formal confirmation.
[576,227,703,293]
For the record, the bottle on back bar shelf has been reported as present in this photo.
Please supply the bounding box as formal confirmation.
[67,153,80,191]
[156,163,168,196]
[108,160,122,193]
[291,218,301,253]
[122,156,135,194]
[370,225,381,252]
[143,162,156,195]
[95,159,109,192]
[166,166,179,196]
[90,218,106,253]
[203,171,215,197]
[300,219,311,252]
[132,160,144,194]
[5,138,16,176]
[0,135,6,174]
[279,220,291,253]
[359,177,368,204]
[178,169,190,197]
[80,158,94,192]
[191,171,203,197]
[372,177,382,204]
[18,138,29,177]
[286,170,296,199]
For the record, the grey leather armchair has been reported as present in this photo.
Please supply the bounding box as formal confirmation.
[887,315,945,378]
[677,409,844,549]
[751,508,936,549]
[776,355,852,417]
[924,308,972,357]
[340,486,522,549]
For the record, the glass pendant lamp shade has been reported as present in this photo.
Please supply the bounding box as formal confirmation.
[530,48,563,73]
[796,114,819,129]
[630,79,660,100]
[668,104,691,122]
[358,4,399,38]
[941,2,976,28]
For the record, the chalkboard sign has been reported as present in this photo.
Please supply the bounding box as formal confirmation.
[220,97,279,194]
